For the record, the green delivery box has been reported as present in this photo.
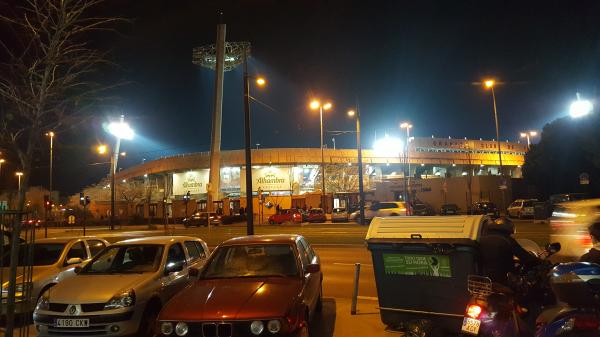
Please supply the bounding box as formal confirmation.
[366,215,488,334]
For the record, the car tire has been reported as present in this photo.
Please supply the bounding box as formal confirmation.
[315,285,323,313]
[137,302,160,337]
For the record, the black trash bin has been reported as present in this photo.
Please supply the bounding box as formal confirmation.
[366,215,488,334]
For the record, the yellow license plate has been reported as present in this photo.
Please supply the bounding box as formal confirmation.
[461,317,480,335]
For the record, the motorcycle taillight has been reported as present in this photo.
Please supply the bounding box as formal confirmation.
[574,315,600,330]
[466,304,483,319]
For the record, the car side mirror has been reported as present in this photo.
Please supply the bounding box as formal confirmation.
[188,267,199,278]
[546,242,561,254]
[304,263,320,274]
[165,262,184,275]
[66,257,83,266]
[74,266,82,274]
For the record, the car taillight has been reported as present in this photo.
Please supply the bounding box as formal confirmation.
[293,214,300,220]
[574,315,600,330]
[579,235,593,247]
[466,304,483,319]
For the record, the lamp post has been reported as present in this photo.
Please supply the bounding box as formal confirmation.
[45,131,54,218]
[310,100,333,210]
[242,48,266,235]
[0,158,5,183]
[103,116,134,230]
[348,109,365,226]
[483,79,503,175]
[400,122,413,206]
[519,131,538,149]
[15,172,23,191]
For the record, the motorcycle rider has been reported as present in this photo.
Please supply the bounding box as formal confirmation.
[479,217,541,285]
[580,220,600,264]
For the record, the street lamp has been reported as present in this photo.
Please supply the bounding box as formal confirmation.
[400,122,413,206]
[569,94,593,118]
[15,172,23,191]
[104,116,134,230]
[45,131,55,217]
[0,158,5,182]
[310,99,333,209]
[483,78,506,211]
[242,48,267,235]
[519,131,538,149]
[348,108,365,226]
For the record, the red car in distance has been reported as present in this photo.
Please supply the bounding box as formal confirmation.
[268,209,302,224]
[158,234,323,337]
[307,208,327,223]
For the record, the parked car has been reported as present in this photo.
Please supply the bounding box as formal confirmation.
[507,199,537,219]
[470,202,500,218]
[0,236,109,316]
[440,204,460,215]
[297,208,309,222]
[183,211,220,227]
[307,208,327,223]
[549,199,599,259]
[332,207,349,222]
[157,234,323,337]
[411,202,435,216]
[33,236,209,337]
[268,209,302,224]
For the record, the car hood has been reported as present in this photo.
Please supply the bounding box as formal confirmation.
[46,273,151,303]
[160,277,303,321]
[1,265,56,285]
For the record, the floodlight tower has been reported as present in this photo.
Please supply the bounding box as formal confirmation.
[193,19,250,213]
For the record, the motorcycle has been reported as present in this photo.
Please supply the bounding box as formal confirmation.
[535,262,600,337]
[460,242,561,337]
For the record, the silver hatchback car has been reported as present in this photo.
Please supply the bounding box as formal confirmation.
[1,236,109,315]
[33,236,209,337]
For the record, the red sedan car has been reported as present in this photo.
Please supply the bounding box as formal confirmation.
[158,234,323,337]
[306,208,327,223]
[268,209,302,224]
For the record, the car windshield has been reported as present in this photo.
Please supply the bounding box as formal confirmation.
[1,243,65,266]
[202,244,298,279]
[81,244,164,274]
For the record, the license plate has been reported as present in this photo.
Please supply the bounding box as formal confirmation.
[56,318,89,328]
[461,317,480,335]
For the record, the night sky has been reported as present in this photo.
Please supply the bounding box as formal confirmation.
[3,0,600,194]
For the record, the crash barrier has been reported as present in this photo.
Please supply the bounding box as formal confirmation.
[1,210,36,337]
[366,215,487,334]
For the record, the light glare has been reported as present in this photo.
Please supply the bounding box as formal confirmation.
[256,77,266,86]
[347,110,355,117]
[108,121,134,140]
[569,99,593,118]
[373,136,403,158]
[309,100,320,110]
[323,102,332,110]
[484,79,495,88]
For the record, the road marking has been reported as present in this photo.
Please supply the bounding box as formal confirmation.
[357,296,378,301]
[333,262,373,267]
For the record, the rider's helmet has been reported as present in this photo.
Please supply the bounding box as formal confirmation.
[486,217,515,235]
[588,220,600,242]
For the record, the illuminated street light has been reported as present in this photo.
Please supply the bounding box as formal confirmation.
[373,135,403,158]
[0,158,5,183]
[348,107,365,226]
[520,130,538,149]
[400,122,413,206]
[569,94,593,118]
[97,145,108,154]
[15,171,23,191]
[309,99,333,207]
[107,119,134,140]
[256,77,266,86]
[484,79,495,89]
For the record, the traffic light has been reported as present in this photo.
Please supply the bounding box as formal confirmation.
[79,192,85,206]
[44,195,51,210]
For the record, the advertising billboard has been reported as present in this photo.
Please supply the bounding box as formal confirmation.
[173,170,209,195]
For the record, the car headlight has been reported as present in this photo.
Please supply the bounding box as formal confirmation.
[267,320,281,334]
[35,290,50,311]
[250,320,264,335]
[175,322,188,336]
[160,322,173,335]
[104,289,135,310]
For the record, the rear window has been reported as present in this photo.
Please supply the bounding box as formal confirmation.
[379,202,400,209]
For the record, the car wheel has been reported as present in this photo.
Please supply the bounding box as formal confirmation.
[137,302,160,337]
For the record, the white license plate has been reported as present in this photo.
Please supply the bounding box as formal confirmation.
[56,318,89,328]
[461,317,480,335]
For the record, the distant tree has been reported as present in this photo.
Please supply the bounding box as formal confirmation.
[523,113,600,198]
[0,0,124,210]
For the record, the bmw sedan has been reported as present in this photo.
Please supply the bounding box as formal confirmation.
[158,234,323,337]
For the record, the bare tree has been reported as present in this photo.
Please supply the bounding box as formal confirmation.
[0,0,124,210]
[117,179,144,204]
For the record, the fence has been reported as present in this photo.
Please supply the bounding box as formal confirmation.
[1,210,35,337]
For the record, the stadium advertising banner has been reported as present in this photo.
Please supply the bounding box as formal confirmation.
[173,170,209,195]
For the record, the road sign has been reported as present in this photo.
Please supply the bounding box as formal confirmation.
[68,215,76,225]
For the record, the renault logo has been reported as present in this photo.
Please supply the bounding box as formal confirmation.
[67,305,78,316]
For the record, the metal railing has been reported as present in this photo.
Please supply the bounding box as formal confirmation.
[1,210,35,337]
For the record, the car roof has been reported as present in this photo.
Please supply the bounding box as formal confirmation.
[221,234,300,246]
[113,236,203,245]
[34,237,100,244]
